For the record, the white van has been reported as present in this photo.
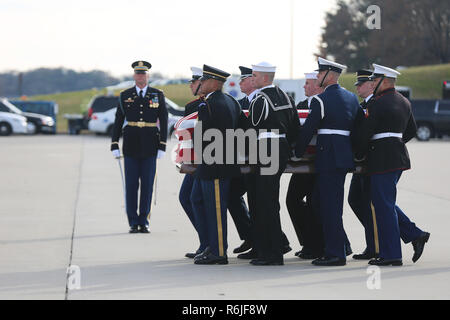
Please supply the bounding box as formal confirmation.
[88,97,182,139]
[0,111,28,136]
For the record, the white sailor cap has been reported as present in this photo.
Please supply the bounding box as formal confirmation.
[304,71,319,80]
[317,57,347,74]
[252,62,276,73]
[190,66,203,81]
[370,63,401,79]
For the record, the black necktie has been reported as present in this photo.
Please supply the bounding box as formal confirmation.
[139,90,144,98]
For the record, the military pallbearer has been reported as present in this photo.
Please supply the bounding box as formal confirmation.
[358,64,430,266]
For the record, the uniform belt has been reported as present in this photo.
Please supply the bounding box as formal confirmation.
[371,132,403,140]
[127,121,157,128]
[258,132,286,140]
[317,129,350,136]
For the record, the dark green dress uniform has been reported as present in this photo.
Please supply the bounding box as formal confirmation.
[111,64,168,230]
[247,85,300,265]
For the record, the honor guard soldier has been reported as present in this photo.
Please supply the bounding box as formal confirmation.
[191,64,242,265]
[286,71,325,260]
[246,62,299,266]
[184,67,204,117]
[358,64,430,266]
[295,57,360,266]
[179,67,208,258]
[111,60,168,234]
[237,66,257,110]
[348,69,377,260]
[226,66,255,257]
[295,72,321,110]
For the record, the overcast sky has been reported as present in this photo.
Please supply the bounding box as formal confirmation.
[1,0,337,79]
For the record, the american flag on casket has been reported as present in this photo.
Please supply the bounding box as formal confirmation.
[173,110,317,164]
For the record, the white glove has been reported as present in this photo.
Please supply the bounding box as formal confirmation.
[112,149,121,159]
[157,150,165,159]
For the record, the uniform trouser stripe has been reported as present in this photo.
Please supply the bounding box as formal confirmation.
[370,202,380,255]
[214,179,224,256]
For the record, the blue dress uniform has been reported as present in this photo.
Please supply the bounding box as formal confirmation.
[111,61,168,232]
[179,97,209,257]
[295,60,361,265]
[178,67,208,258]
[191,65,242,265]
[358,64,430,265]
[348,70,377,260]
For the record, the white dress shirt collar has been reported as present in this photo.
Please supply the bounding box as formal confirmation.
[365,93,373,103]
[136,85,148,97]
[248,89,259,102]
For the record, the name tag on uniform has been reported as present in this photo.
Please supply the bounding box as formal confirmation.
[125,98,134,103]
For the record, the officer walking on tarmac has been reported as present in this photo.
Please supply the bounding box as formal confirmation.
[111,61,168,234]
[295,57,360,266]
[179,67,208,258]
[358,64,430,266]
[191,64,242,265]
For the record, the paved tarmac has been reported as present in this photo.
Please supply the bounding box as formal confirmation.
[0,135,449,300]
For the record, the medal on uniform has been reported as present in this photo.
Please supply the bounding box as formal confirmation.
[149,95,159,108]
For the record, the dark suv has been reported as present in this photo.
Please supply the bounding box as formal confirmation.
[411,99,450,141]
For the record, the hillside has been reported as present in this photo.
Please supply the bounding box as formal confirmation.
[339,63,450,99]
[28,63,450,133]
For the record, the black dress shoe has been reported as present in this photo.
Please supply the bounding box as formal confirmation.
[352,250,376,260]
[283,245,292,255]
[412,232,430,263]
[194,253,228,265]
[129,226,139,233]
[250,259,283,266]
[237,249,258,260]
[369,257,402,266]
[296,248,320,260]
[138,225,150,233]
[233,240,252,254]
[193,247,210,261]
[298,252,320,260]
[185,249,202,259]
[312,256,346,266]
[346,245,353,256]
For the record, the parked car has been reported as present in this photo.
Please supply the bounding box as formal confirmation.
[88,97,182,138]
[0,110,28,136]
[10,100,58,133]
[411,99,450,141]
[0,98,55,134]
[86,95,120,120]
